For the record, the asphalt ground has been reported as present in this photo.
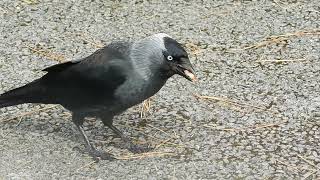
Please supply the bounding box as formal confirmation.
[0,0,319,179]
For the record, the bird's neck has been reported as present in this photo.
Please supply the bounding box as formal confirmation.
[129,37,165,81]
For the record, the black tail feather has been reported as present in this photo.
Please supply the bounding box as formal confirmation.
[0,80,43,108]
[0,98,22,108]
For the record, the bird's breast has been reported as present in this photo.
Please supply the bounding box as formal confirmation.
[114,76,167,109]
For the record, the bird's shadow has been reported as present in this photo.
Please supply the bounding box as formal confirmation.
[0,105,196,160]
[0,106,143,153]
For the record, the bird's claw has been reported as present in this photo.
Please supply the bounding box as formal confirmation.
[113,136,153,153]
[73,146,115,161]
[88,149,115,162]
[126,143,153,154]
[121,137,153,153]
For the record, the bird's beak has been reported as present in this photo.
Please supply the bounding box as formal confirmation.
[176,59,197,82]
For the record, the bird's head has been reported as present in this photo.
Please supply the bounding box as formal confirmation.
[131,33,196,82]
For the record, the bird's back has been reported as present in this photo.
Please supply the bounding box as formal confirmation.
[44,42,134,111]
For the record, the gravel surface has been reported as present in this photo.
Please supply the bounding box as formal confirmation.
[0,0,320,179]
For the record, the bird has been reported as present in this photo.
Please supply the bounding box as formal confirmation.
[0,33,196,161]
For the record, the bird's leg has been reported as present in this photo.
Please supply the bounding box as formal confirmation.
[103,121,152,154]
[72,114,114,161]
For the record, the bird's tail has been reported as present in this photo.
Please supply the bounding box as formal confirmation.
[0,80,44,108]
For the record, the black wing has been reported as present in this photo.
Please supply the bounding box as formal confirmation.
[38,43,132,111]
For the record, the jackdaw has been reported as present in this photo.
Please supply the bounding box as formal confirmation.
[0,33,196,160]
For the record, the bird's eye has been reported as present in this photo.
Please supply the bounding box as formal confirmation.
[167,55,173,61]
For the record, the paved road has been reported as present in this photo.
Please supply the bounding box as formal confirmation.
[0,0,319,179]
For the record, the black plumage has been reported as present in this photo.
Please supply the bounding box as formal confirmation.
[0,33,196,160]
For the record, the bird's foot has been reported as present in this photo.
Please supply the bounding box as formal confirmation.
[127,143,153,154]
[74,146,115,161]
[104,123,153,153]
[121,137,153,154]
[88,148,115,162]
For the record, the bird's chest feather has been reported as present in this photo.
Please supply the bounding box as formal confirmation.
[114,75,166,109]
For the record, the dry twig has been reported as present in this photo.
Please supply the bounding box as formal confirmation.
[302,170,318,180]
[195,93,290,131]
[276,159,319,179]
[231,29,320,51]
[146,124,175,138]
[204,120,287,131]
[21,0,39,5]
[194,94,278,114]
[184,42,204,56]
[255,58,308,63]
[74,161,96,172]
[115,124,184,149]
[66,32,104,48]
[26,45,65,62]
[297,154,319,170]
[140,98,152,119]
[116,151,174,160]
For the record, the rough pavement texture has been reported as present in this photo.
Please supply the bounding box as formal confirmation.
[0,0,320,179]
